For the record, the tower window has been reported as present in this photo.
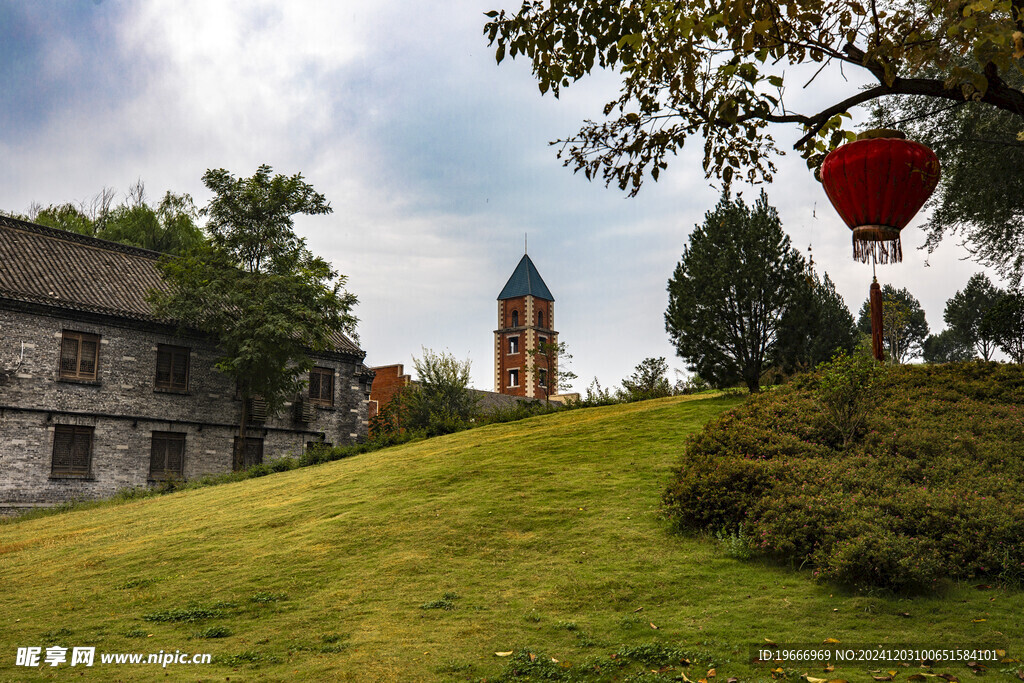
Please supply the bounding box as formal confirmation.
[508,336,519,354]
[539,335,548,349]
[539,369,547,387]
[511,310,519,327]
[538,311,544,328]
[508,369,519,387]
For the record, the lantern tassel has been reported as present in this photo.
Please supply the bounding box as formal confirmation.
[851,226,903,264]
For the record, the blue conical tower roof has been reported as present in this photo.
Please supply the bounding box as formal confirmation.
[498,254,554,301]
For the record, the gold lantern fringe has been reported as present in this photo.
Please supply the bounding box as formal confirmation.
[852,225,903,264]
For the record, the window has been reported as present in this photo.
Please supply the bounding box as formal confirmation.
[511,310,519,327]
[539,336,548,350]
[539,369,548,387]
[155,345,190,391]
[538,311,544,328]
[508,336,519,354]
[51,425,93,477]
[150,432,185,479]
[59,331,99,381]
[508,369,519,387]
[309,367,335,407]
[232,437,264,471]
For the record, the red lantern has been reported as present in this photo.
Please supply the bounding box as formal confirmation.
[820,130,940,264]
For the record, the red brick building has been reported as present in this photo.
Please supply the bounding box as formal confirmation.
[367,363,411,423]
[494,254,558,399]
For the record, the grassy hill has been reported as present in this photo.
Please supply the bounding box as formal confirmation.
[1,394,1021,682]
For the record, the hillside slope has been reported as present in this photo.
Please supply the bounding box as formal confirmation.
[1,394,1021,682]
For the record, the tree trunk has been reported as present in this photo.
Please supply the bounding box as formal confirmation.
[235,392,250,471]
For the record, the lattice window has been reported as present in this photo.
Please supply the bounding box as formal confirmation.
[155,345,190,391]
[51,425,93,476]
[59,331,99,380]
[309,367,335,407]
[232,437,264,471]
[150,432,186,479]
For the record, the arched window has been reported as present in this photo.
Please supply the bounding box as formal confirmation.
[511,310,519,327]
[538,311,544,328]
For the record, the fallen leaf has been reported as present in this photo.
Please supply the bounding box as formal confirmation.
[975,584,991,590]
[971,618,986,623]
[650,622,659,629]
[824,664,835,673]
[765,638,779,647]
[966,662,986,673]
[936,675,959,682]
[707,668,716,677]
[727,678,739,683]
[633,606,644,613]
[551,658,559,663]
[495,651,513,657]
[996,650,1007,658]
[1016,670,1024,681]
[872,676,893,681]
[529,653,536,662]
[804,676,829,683]
[1013,30,1024,58]
[823,638,841,644]
[900,612,911,618]
[680,658,692,666]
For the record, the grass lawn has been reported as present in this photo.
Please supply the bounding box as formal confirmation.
[1,394,1021,682]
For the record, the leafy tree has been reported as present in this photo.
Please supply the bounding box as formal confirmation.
[944,273,1003,360]
[923,329,975,363]
[857,285,929,363]
[526,339,578,402]
[403,348,479,436]
[101,190,204,255]
[981,289,1024,362]
[665,191,806,393]
[485,0,1024,194]
[32,203,96,236]
[620,357,673,402]
[774,267,858,373]
[868,71,1024,284]
[150,165,357,465]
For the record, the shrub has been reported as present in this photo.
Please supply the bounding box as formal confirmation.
[664,362,1024,592]
[814,350,882,446]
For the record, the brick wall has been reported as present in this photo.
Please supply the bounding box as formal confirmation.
[367,364,411,424]
[0,307,372,514]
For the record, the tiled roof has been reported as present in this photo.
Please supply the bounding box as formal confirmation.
[0,215,363,357]
[497,254,554,301]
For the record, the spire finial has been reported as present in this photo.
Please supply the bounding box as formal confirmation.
[525,233,528,254]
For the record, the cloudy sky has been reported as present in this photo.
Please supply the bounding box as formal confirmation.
[0,1,1000,391]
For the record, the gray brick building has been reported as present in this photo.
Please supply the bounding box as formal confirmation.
[0,216,374,515]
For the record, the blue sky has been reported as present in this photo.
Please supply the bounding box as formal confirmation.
[0,1,1000,390]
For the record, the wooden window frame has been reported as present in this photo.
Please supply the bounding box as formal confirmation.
[150,432,186,480]
[59,330,100,381]
[508,368,519,388]
[232,436,264,471]
[539,368,548,388]
[511,310,519,327]
[309,366,335,407]
[51,425,93,477]
[155,344,190,392]
[508,336,519,355]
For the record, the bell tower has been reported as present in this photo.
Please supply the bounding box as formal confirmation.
[495,253,557,398]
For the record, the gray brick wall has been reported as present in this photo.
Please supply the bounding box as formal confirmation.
[0,308,372,514]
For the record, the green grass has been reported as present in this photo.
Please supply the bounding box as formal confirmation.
[1,394,1021,681]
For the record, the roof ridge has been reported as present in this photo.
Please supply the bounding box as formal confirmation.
[0,213,168,260]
